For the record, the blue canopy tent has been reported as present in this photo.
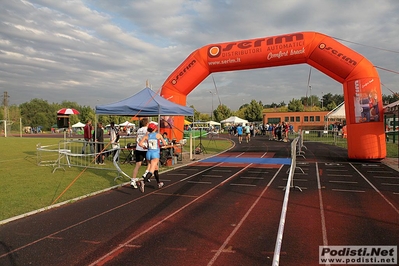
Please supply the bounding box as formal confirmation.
[95,87,194,142]
[95,88,194,174]
[95,87,193,116]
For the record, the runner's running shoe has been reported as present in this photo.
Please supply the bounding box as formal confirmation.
[130,178,137,189]
[157,182,164,189]
[142,170,149,179]
[144,172,152,183]
[139,181,145,193]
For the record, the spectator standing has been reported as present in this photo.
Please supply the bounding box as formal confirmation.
[109,122,120,161]
[160,132,173,164]
[94,122,105,164]
[282,122,289,142]
[82,119,94,154]
[275,122,283,141]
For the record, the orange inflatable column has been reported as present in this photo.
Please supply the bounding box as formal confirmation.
[343,75,386,159]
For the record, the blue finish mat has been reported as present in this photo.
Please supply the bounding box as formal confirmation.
[201,157,291,165]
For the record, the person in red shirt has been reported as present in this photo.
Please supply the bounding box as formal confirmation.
[81,119,94,154]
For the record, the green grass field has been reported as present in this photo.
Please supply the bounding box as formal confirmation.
[0,136,232,221]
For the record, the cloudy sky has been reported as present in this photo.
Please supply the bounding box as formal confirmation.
[1,0,398,114]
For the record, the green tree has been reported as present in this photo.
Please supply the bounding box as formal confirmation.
[331,94,344,107]
[287,99,304,112]
[78,106,96,125]
[234,107,246,119]
[19,99,55,129]
[8,105,22,131]
[187,105,201,122]
[382,93,399,104]
[198,113,210,121]
[326,101,337,111]
[239,103,249,110]
[214,104,232,122]
[244,100,263,122]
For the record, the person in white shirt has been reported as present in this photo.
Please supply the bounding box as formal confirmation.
[109,122,120,160]
[130,118,149,189]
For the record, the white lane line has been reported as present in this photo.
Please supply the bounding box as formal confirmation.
[328,181,358,184]
[248,171,269,174]
[381,183,399,186]
[207,165,283,266]
[124,244,141,248]
[187,181,212,184]
[230,183,257,187]
[350,163,399,215]
[316,162,329,261]
[283,178,308,182]
[374,176,399,179]
[332,189,365,193]
[277,186,307,190]
[89,162,254,266]
[367,171,394,174]
[203,175,223,178]
[240,176,264,180]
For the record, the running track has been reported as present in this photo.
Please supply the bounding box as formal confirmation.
[0,136,398,265]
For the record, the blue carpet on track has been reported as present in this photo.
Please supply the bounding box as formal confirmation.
[201,157,291,165]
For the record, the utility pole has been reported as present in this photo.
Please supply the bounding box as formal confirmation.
[209,90,214,120]
[1,91,10,137]
[2,91,9,120]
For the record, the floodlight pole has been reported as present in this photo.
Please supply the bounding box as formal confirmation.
[209,90,214,120]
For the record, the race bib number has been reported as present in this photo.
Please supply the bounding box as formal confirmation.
[148,139,158,150]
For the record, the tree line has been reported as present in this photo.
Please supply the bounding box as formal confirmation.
[1,92,398,131]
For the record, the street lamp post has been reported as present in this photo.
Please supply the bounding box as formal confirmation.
[209,90,214,120]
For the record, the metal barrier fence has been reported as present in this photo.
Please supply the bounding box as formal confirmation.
[272,134,306,265]
[36,139,124,178]
[293,129,348,148]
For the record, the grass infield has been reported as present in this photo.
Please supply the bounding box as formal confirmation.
[0,135,233,222]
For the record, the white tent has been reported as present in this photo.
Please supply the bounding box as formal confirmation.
[220,116,248,125]
[208,120,221,126]
[326,102,345,119]
[72,122,85,128]
[325,102,346,129]
[384,100,399,115]
[119,121,135,127]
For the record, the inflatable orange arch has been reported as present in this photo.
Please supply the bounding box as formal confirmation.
[160,31,385,160]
